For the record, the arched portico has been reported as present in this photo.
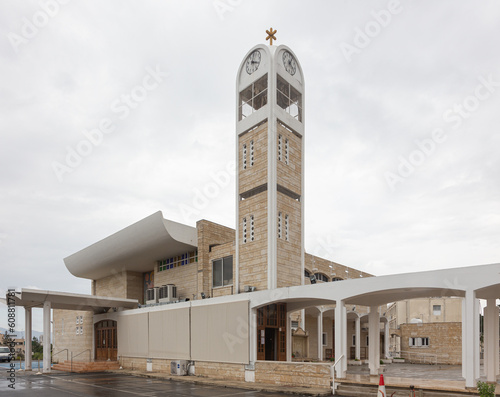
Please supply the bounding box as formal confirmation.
[247,263,500,387]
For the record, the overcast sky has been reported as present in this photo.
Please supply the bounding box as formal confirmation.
[1,1,499,332]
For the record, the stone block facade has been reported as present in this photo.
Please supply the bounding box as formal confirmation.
[255,361,331,388]
[53,309,93,362]
[400,322,462,364]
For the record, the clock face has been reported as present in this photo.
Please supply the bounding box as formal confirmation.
[245,50,261,74]
[282,51,297,76]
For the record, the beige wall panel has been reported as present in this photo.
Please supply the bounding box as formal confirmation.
[118,312,149,358]
[148,308,190,359]
[191,301,249,364]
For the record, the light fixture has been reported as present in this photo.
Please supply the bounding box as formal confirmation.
[309,274,317,284]
[201,292,206,299]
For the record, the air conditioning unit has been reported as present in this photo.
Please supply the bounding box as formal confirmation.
[146,287,159,304]
[170,360,188,375]
[244,285,256,292]
[159,284,177,303]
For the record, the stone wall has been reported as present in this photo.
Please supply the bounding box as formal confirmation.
[154,258,198,301]
[197,219,235,297]
[118,357,330,388]
[255,361,331,388]
[304,253,372,283]
[209,241,236,297]
[277,192,302,288]
[400,322,462,364]
[53,309,93,362]
[238,190,268,292]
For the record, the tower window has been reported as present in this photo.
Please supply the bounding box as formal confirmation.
[278,134,282,162]
[285,214,289,241]
[277,74,302,122]
[243,143,247,170]
[250,140,254,166]
[285,138,289,165]
[243,217,247,244]
[239,74,268,120]
[250,215,255,241]
[278,212,282,239]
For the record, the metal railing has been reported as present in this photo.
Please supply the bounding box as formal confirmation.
[70,349,91,373]
[52,348,68,364]
[331,354,344,395]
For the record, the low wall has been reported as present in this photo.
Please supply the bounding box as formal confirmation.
[255,361,331,388]
[119,357,331,388]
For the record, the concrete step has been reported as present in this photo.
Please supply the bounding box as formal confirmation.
[335,383,480,397]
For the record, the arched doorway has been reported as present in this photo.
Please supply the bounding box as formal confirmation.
[95,320,117,361]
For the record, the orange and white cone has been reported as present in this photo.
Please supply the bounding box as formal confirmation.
[377,374,386,397]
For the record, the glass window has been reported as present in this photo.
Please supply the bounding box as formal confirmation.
[276,74,302,122]
[433,305,441,315]
[213,259,222,288]
[239,75,268,120]
[212,256,233,288]
[314,273,329,282]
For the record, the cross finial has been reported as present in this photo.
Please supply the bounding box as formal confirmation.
[266,27,277,45]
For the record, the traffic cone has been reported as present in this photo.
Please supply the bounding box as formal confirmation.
[377,374,386,397]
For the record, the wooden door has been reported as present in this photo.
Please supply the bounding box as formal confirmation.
[95,320,117,361]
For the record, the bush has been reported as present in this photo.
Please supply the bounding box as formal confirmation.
[477,381,496,397]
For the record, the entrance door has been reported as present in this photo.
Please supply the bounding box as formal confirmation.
[256,303,287,361]
[265,328,277,360]
[95,320,117,361]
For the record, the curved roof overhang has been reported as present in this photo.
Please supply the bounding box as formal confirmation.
[64,211,197,280]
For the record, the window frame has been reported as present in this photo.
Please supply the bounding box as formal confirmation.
[212,256,234,288]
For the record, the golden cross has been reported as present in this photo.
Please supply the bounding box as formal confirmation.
[266,28,277,45]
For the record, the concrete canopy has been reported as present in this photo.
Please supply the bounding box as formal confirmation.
[10,288,138,313]
[64,211,197,280]
[248,262,500,309]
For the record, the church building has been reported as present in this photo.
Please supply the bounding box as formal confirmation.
[11,34,499,390]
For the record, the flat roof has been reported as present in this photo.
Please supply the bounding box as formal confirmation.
[64,211,197,280]
[9,288,138,313]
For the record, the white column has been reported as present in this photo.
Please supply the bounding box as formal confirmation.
[342,305,347,374]
[368,306,380,375]
[461,298,466,378]
[43,301,51,373]
[25,308,32,371]
[355,316,361,360]
[317,308,323,361]
[334,301,347,378]
[286,313,292,362]
[484,299,499,382]
[249,308,257,364]
[300,309,305,330]
[384,321,390,359]
[462,291,480,388]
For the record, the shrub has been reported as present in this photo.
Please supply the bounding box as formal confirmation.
[477,381,496,397]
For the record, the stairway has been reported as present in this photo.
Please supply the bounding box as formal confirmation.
[335,383,481,397]
[52,360,120,373]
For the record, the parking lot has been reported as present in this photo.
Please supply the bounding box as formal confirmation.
[0,371,312,396]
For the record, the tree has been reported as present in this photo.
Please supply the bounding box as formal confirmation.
[32,336,43,354]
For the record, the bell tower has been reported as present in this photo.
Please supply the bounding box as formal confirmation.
[235,34,305,292]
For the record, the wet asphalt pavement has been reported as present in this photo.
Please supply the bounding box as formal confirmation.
[0,371,308,396]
